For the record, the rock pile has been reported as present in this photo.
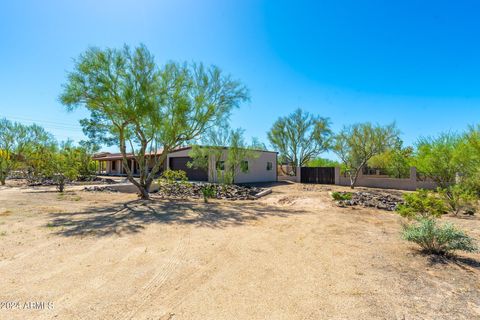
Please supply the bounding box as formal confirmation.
[89,177,117,184]
[156,182,265,200]
[83,186,119,193]
[28,176,117,187]
[335,191,404,211]
[27,179,57,187]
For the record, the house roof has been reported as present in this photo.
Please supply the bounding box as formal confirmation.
[92,145,277,161]
[92,150,165,161]
[92,146,191,161]
[168,146,278,154]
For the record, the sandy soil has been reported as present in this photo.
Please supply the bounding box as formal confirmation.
[0,182,479,319]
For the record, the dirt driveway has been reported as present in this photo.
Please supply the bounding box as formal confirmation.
[0,182,479,319]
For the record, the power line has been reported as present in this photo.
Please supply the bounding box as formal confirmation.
[1,115,85,132]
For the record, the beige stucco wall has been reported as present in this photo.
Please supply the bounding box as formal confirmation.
[214,151,277,184]
[168,148,277,183]
[334,167,437,191]
[99,148,278,184]
[166,148,191,167]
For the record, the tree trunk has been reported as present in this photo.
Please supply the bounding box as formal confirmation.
[138,185,150,200]
[140,179,154,200]
[0,176,5,185]
[349,174,355,189]
[57,181,65,193]
[125,174,150,200]
[349,169,360,189]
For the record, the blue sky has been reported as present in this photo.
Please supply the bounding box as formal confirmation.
[1,0,479,158]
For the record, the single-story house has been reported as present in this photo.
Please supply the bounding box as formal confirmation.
[92,146,277,184]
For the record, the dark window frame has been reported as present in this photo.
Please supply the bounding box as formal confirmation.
[241,160,249,172]
[266,161,273,171]
[216,160,225,171]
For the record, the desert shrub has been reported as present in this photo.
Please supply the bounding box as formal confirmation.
[396,189,448,219]
[402,218,478,255]
[160,169,188,183]
[201,184,216,203]
[331,191,352,201]
[463,170,480,197]
[437,185,477,215]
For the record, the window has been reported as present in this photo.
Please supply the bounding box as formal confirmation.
[111,161,116,170]
[216,161,225,170]
[240,160,249,172]
[266,162,273,171]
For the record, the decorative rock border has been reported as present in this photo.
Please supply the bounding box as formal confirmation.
[334,191,404,211]
[155,182,268,201]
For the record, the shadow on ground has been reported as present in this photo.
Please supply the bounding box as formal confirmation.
[47,197,305,237]
[422,252,480,271]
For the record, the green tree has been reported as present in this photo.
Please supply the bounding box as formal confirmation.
[333,122,400,188]
[267,108,332,173]
[306,157,341,167]
[463,125,480,196]
[414,132,479,213]
[414,133,474,188]
[188,127,260,184]
[187,125,231,181]
[40,142,82,192]
[224,129,260,184]
[368,139,413,178]
[466,124,480,153]
[60,45,249,199]
[437,185,477,215]
[22,125,58,183]
[77,141,99,180]
[0,119,29,185]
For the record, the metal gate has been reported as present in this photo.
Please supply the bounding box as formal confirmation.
[300,167,335,184]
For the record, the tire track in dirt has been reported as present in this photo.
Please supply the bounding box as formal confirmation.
[155,222,314,319]
[3,243,108,299]
[0,236,63,268]
[136,232,242,319]
[54,241,145,304]
[40,240,156,320]
[118,230,192,320]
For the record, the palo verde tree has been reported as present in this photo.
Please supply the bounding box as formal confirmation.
[76,140,100,180]
[40,141,82,192]
[0,118,28,185]
[333,122,400,188]
[187,126,231,182]
[464,125,480,195]
[306,157,341,168]
[60,45,249,199]
[414,131,479,214]
[413,133,474,189]
[188,126,260,184]
[0,119,52,184]
[223,129,260,184]
[267,108,332,174]
[22,125,58,182]
[368,138,414,178]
